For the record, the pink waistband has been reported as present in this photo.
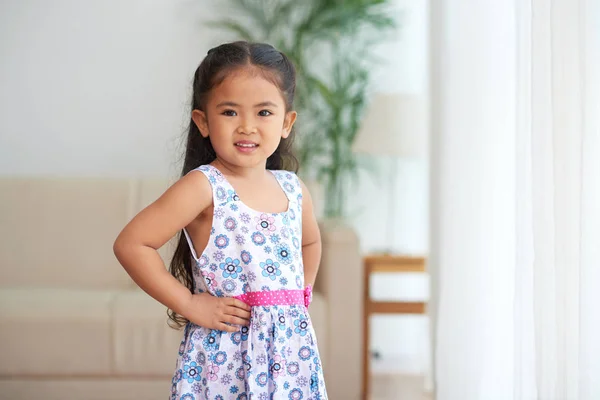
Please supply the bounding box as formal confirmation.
[234,285,313,308]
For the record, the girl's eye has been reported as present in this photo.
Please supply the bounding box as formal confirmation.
[258,110,272,117]
[222,110,237,116]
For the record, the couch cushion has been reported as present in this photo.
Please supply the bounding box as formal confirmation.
[0,178,134,290]
[112,290,183,375]
[0,288,114,376]
[0,379,171,400]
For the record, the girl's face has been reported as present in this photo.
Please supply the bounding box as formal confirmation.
[192,67,297,170]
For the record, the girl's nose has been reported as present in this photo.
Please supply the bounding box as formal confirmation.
[237,124,257,135]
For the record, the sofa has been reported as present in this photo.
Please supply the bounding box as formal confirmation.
[0,177,363,400]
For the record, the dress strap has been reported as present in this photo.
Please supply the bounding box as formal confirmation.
[193,164,240,207]
[270,170,302,205]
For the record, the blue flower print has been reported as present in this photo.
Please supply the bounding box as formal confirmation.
[292,237,300,250]
[221,374,232,385]
[286,327,293,339]
[280,277,288,286]
[275,243,292,265]
[180,394,194,400]
[294,314,308,336]
[283,181,295,193]
[230,331,241,345]
[236,234,245,245]
[296,376,308,387]
[215,234,230,249]
[270,354,286,378]
[277,309,286,330]
[242,350,252,372]
[255,372,268,387]
[183,361,202,383]
[296,275,303,289]
[310,372,319,392]
[213,249,225,261]
[235,366,245,380]
[216,186,227,201]
[224,217,237,231]
[220,257,242,279]
[230,203,239,211]
[227,189,240,202]
[215,207,225,219]
[240,250,252,265]
[196,352,206,365]
[288,389,303,400]
[222,279,237,293]
[198,254,209,268]
[240,325,249,341]
[237,394,248,400]
[215,396,224,400]
[203,331,219,351]
[240,212,251,224]
[260,259,282,281]
[209,263,219,272]
[256,353,267,365]
[286,362,300,376]
[230,386,239,394]
[264,246,272,254]
[298,346,313,361]
[289,208,296,221]
[270,234,281,244]
[313,356,322,372]
[172,369,183,384]
[192,382,202,393]
[284,381,290,390]
[251,231,266,246]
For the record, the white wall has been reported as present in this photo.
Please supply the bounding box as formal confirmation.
[0,0,429,374]
[0,0,224,178]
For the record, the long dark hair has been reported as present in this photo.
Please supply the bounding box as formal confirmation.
[168,41,299,328]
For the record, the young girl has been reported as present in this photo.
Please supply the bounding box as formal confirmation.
[113,41,328,399]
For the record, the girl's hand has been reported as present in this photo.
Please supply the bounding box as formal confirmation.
[184,293,252,332]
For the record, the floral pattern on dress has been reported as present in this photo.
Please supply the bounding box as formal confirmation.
[171,165,327,399]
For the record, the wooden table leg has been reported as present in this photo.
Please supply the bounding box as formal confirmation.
[362,264,370,399]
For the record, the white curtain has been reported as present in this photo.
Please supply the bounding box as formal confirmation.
[429,0,600,399]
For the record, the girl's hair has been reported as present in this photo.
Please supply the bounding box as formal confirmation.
[168,41,299,328]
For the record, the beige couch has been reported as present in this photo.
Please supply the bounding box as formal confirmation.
[0,177,363,400]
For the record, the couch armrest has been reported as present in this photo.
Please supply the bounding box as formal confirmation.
[315,221,363,400]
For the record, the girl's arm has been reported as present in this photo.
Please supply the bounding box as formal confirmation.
[113,171,211,316]
[300,179,322,287]
[113,171,250,331]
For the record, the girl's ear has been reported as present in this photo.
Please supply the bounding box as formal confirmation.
[282,111,297,139]
[192,109,209,138]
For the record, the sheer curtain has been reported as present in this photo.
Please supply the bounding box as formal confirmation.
[429,0,600,399]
